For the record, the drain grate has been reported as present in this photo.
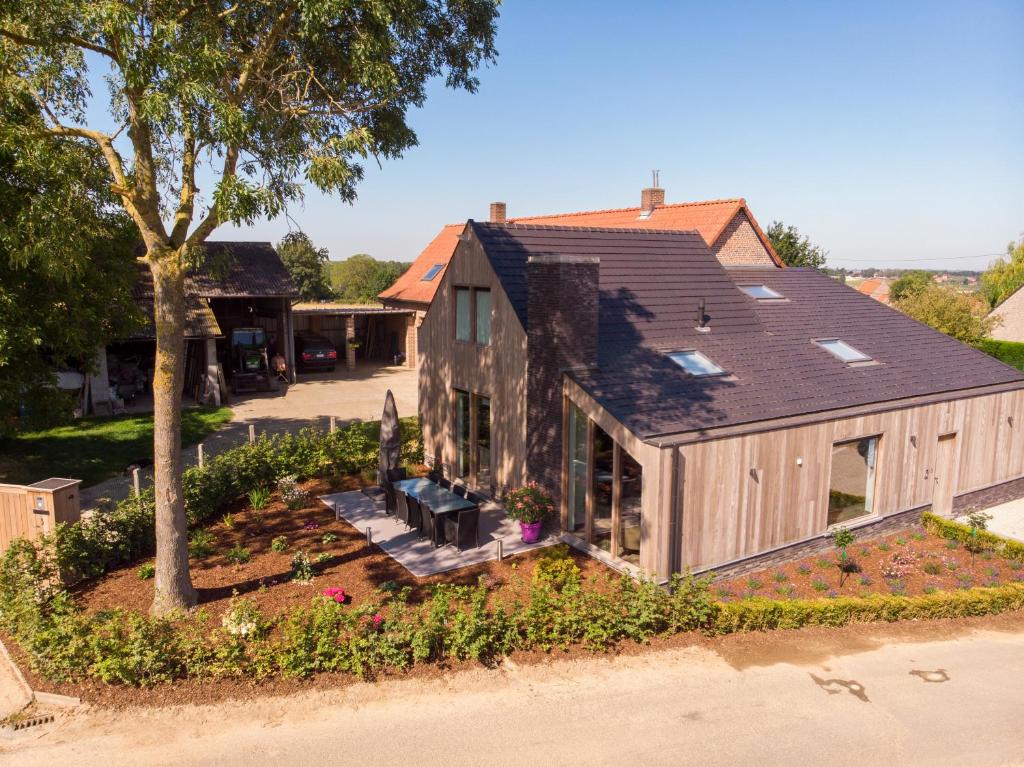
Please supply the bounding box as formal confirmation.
[10,714,55,731]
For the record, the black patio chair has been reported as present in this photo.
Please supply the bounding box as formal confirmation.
[427,470,441,483]
[395,490,413,528]
[385,467,408,483]
[444,506,480,551]
[438,477,452,490]
[406,494,424,536]
[382,481,397,516]
[466,490,487,506]
[451,482,467,497]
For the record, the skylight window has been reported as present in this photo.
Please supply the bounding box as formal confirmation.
[421,263,444,281]
[667,350,725,377]
[815,339,872,364]
[739,284,784,300]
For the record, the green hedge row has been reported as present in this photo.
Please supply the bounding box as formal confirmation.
[921,511,1024,562]
[979,338,1024,371]
[53,418,423,585]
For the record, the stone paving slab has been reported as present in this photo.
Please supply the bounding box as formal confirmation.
[962,496,1024,542]
[321,490,557,577]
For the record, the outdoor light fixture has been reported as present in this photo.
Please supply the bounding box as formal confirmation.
[34,495,45,511]
[796,458,803,467]
[1010,416,1015,428]
[910,435,918,448]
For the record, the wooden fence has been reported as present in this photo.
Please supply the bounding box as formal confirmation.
[0,478,81,553]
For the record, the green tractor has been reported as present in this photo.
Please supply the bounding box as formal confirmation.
[229,327,273,394]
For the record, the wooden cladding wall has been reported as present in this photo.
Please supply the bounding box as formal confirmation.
[417,234,529,491]
[676,389,1024,571]
[0,479,81,553]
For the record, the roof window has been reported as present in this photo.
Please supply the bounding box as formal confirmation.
[815,338,872,364]
[667,350,725,377]
[739,284,784,300]
[421,263,444,281]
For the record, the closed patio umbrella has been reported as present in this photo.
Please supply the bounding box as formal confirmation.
[378,389,401,485]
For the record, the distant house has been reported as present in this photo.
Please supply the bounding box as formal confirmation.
[989,286,1024,343]
[855,277,891,305]
[417,221,1024,578]
[378,184,782,363]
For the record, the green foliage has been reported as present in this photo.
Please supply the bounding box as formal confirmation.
[532,547,581,590]
[894,285,994,346]
[765,221,827,268]
[922,511,1024,562]
[889,270,933,302]
[980,238,1024,308]
[276,232,333,301]
[270,536,289,553]
[978,339,1024,371]
[328,255,412,303]
[188,530,215,560]
[321,532,338,545]
[0,98,139,436]
[226,545,251,565]
[291,550,314,582]
[504,483,555,524]
[247,487,271,510]
[137,563,155,581]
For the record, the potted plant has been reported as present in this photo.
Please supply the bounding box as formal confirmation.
[504,482,554,543]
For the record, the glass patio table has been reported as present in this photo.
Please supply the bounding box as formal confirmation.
[392,477,477,515]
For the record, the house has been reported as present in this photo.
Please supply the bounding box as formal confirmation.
[418,221,1024,578]
[989,285,1024,343]
[91,242,300,413]
[378,184,782,364]
[855,277,891,305]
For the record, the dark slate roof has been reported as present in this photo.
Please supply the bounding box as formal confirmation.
[130,265,223,339]
[187,241,298,298]
[468,222,1024,440]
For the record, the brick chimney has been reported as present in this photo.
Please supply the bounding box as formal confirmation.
[489,201,507,223]
[525,254,600,504]
[640,186,665,213]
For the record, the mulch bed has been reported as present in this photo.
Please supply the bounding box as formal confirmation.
[75,476,609,622]
[715,523,1024,601]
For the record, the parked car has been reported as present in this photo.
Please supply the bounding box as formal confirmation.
[296,334,338,372]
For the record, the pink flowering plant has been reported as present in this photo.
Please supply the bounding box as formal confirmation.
[504,482,555,524]
[321,586,347,604]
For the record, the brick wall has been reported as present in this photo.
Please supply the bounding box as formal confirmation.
[712,211,776,266]
[952,476,1024,515]
[525,256,600,505]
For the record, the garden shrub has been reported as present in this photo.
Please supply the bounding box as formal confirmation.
[922,511,1024,562]
[979,338,1024,371]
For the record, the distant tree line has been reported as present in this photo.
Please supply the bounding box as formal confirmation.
[274,232,410,303]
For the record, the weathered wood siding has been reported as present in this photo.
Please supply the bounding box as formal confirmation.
[417,233,528,490]
[675,389,1024,571]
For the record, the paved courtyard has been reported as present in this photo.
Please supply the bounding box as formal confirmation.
[961,495,1024,542]
[81,363,417,510]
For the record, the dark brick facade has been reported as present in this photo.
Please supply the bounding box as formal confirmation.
[525,255,600,505]
[953,476,1024,515]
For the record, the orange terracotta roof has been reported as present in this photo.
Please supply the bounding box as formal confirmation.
[379,199,781,307]
[856,278,891,304]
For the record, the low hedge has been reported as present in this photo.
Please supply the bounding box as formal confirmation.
[52,418,423,585]
[979,338,1024,371]
[921,511,1024,562]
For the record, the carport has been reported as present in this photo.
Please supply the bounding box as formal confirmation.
[291,303,416,371]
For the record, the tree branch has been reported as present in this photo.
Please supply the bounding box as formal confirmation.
[0,27,118,62]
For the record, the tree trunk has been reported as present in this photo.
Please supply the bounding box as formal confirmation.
[149,248,197,615]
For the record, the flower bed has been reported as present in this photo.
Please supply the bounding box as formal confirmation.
[714,522,1024,601]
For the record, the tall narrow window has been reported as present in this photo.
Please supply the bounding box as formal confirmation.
[455,288,471,342]
[567,402,588,534]
[476,396,491,487]
[828,436,879,526]
[455,390,470,479]
[475,289,492,345]
[616,448,643,564]
[590,424,614,552]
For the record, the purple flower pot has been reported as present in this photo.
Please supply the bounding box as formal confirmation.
[520,520,543,543]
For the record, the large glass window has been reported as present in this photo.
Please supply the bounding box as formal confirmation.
[816,339,871,364]
[475,289,492,345]
[590,424,615,552]
[828,436,879,526]
[567,403,588,534]
[455,288,471,342]
[476,396,491,487]
[616,448,643,564]
[455,389,470,479]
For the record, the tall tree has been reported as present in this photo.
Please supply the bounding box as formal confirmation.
[980,237,1024,308]
[0,98,138,435]
[766,221,828,269]
[0,0,498,614]
[276,231,332,301]
[329,253,409,303]
[895,285,995,347]
[889,270,933,303]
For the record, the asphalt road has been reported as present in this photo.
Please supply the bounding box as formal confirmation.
[5,620,1024,767]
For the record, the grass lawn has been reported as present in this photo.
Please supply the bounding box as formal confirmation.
[0,406,233,487]
[980,338,1024,371]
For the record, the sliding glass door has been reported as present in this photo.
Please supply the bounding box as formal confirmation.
[455,389,470,480]
[476,396,491,488]
[453,388,492,490]
[565,399,644,565]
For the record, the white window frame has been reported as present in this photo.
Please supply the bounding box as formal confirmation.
[815,338,872,364]
[667,350,726,377]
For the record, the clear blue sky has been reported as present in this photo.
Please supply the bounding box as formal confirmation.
[94,1,1024,269]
